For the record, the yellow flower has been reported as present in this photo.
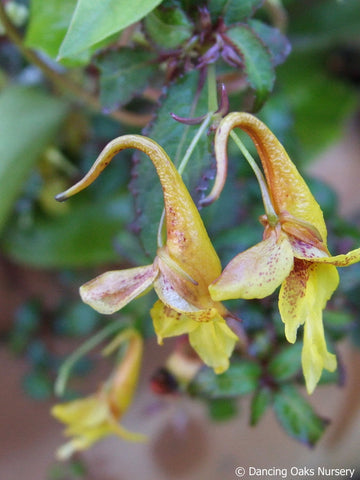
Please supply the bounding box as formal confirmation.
[56,135,238,374]
[52,329,144,459]
[204,112,360,393]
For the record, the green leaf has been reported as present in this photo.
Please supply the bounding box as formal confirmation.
[323,309,353,332]
[58,0,163,59]
[131,70,211,257]
[25,0,76,59]
[209,0,263,24]
[14,301,41,335]
[95,48,157,111]
[0,86,68,234]
[27,340,51,367]
[55,302,100,337]
[48,458,87,480]
[8,300,41,353]
[1,194,131,268]
[22,370,53,400]
[250,387,272,426]
[144,5,192,48]
[249,19,291,66]
[224,25,275,110]
[273,385,328,446]
[188,361,261,399]
[268,343,302,382]
[25,0,102,65]
[207,398,238,421]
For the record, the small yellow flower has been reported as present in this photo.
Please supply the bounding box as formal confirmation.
[52,329,144,459]
[56,135,238,374]
[204,112,360,393]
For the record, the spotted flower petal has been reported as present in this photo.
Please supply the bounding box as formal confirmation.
[289,237,329,260]
[279,260,338,393]
[151,300,237,374]
[151,300,198,344]
[210,232,294,300]
[80,265,158,315]
[307,247,360,267]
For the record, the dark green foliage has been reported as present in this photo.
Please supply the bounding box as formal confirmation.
[209,0,263,24]
[188,361,261,398]
[144,4,193,48]
[250,387,272,426]
[224,25,275,110]
[95,48,157,111]
[268,343,303,382]
[207,397,238,421]
[273,385,328,447]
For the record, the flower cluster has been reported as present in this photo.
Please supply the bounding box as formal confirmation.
[53,113,360,455]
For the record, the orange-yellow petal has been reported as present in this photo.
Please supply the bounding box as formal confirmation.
[302,308,337,395]
[308,247,360,267]
[279,260,339,393]
[188,316,238,374]
[52,396,145,460]
[209,232,294,300]
[80,264,158,314]
[150,300,198,345]
[150,301,237,373]
[52,396,106,428]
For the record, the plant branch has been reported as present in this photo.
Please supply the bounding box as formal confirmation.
[0,2,151,127]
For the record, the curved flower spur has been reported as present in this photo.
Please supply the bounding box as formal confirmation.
[56,135,238,374]
[202,112,360,393]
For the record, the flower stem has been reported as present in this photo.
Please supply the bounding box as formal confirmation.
[207,63,218,113]
[230,130,278,225]
[177,113,212,175]
[54,320,127,397]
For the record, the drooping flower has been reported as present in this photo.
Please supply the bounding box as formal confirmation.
[56,135,238,374]
[52,329,144,459]
[203,112,360,393]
